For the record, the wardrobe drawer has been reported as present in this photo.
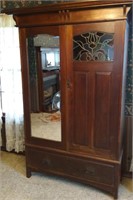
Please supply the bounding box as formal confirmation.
[27,148,115,186]
[27,148,69,174]
[66,157,115,185]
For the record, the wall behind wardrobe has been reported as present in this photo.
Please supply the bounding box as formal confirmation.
[0,0,72,9]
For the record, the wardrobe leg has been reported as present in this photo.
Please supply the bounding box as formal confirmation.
[26,167,31,178]
[113,189,118,200]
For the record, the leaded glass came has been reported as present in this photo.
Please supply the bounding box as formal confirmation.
[73,32,114,61]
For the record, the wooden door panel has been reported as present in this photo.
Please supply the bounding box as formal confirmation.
[94,72,112,149]
[73,21,115,35]
[68,21,124,159]
[73,62,113,72]
[73,72,91,146]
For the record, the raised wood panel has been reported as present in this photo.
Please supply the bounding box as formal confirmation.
[94,72,112,150]
[73,72,90,146]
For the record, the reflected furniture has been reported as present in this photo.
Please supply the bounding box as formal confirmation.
[35,46,60,112]
[3,1,132,198]
[42,70,60,112]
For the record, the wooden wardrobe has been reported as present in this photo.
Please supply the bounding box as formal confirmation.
[4,1,132,198]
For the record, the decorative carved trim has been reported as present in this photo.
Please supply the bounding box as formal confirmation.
[2,0,132,15]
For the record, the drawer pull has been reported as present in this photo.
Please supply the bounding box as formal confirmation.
[42,158,50,166]
[85,167,95,176]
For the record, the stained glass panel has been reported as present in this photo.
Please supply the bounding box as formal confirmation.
[73,32,114,61]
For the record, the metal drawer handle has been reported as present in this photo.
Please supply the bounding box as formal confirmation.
[85,167,95,175]
[42,158,50,166]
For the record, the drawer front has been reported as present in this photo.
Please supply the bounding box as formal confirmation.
[27,148,115,186]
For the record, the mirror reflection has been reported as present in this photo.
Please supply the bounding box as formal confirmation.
[28,34,61,141]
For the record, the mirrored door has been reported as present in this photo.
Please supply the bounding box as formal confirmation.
[27,30,62,142]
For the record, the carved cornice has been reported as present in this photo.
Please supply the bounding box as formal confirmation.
[2,0,132,15]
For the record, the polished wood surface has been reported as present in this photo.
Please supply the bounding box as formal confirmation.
[2,0,131,27]
[4,1,132,199]
[3,0,132,15]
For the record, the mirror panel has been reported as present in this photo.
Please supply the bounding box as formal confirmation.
[27,34,61,142]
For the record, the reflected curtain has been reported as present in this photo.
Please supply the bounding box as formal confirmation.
[0,14,24,152]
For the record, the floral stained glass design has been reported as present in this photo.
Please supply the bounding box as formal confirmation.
[73,32,114,61]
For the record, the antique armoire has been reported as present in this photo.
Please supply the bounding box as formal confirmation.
[3,0,132,198]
